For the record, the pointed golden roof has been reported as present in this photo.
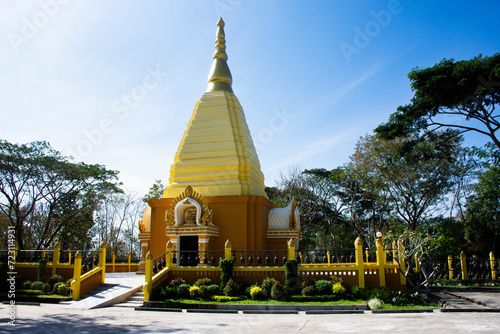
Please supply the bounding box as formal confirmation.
[164,18,266,198]
[206,18,233,93]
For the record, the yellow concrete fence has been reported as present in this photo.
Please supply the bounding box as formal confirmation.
[143,237,409,302]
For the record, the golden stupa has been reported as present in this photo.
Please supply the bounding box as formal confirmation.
[138,18,300,269]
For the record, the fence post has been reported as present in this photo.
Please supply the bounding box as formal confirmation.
[354,237,365,289]
[112,251,116,273]
[99,243,107,284]
[448,255,454,280]
[415,252,420,273]
[52,243,61,276]
[397,239,406,287]
[392,241,397,264]
[143,251,153,302]
[224,239,232,259]
[67,251,72,265]
[166,241,173,267]
[287,238,295,261]
[376,237,385,287]
[490,252,496,280]
[128,252,131,272]
[460,251,468,280]
[70,251,82,300]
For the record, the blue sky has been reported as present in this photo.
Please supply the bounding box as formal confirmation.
[1,0,499,195]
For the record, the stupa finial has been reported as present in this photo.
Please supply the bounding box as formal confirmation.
[206,17,233,93]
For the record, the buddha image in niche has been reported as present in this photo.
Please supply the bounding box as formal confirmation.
[185,208,197,225]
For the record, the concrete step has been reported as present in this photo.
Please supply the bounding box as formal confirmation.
[431,291,492,310]
[109,289,144,308]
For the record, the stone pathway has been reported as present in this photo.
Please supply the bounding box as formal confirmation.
[431,288,500,311]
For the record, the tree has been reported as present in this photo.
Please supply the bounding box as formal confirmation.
[0,140,121,250]
[266,167,354,249]
[304,167,392,248]
[349,132,465,230]
[464,165,500,257]
[384,229,440,294]
[143,179,165,203]
[375,54,500,152]
[93,192,145,258]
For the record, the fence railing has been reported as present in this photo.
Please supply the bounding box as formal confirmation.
[6,243,139,300]
[297,249,356,265]
[70,243,106,300]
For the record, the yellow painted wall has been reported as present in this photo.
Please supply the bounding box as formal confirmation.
[147,195,283,260]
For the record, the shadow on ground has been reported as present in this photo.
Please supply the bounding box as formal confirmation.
[0,313,229,333]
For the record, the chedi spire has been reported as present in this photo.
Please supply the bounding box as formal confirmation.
[206,17,233,93]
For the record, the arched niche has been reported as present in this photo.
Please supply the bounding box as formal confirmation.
[173,198,202,226]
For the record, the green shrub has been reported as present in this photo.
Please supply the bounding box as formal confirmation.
[198,285,211,300]
[207,284,221,296]
[331,282,346,296]
[301,285,315,296]
[56,284,70,296]
[37,258,48,282]
[53,282,66,292]
[219,257,236,290]
[330,276,343,285]
[42,283,51,294]
[161,286,178,299]
[194,277,212,287]
[300,277,316,289]
[236,280,250,297]
[212,295,243,302]
[22,280,32,290]
[48,275,63,290]
[270,281,285,300]
[366,287,393,303]
[261,277,276,298]
[289,295,339,302]
[314,280,332,295]
[249,286,266,300]
[31,281,44,290]
[223,278,239,297]
[368,298,383,310]
[284,259,299,296]
[177,283,191,299]
[169,277,186,288]
[347,286,364,300]
[18,289,43,295]
[189,286,200,299]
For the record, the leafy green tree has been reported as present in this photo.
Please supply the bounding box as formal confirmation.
[0,140,121,250]
[267,167,354,249]
[349,132,465,230]
[464,165,500,256]
[143,179,165,203]
[375,54,500,151]
[313,167,393,247]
